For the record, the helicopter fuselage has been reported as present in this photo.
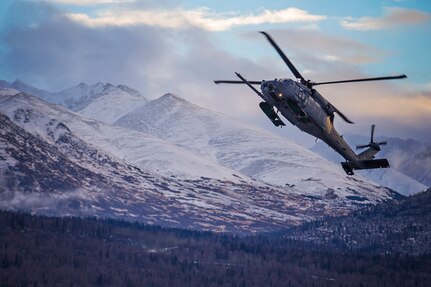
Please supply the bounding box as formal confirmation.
[260,79,359,162]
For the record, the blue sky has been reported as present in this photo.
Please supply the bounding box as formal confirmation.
[0,0,430,143]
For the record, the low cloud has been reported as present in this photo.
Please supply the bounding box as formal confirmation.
[341,7,430,31]
[0,188,97,216]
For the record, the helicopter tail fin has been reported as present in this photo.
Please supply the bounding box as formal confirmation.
[355,124,388,160]
[341,159,390,175]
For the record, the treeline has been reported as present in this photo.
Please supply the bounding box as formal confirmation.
[282,189,431,255]
[1,210,431,287]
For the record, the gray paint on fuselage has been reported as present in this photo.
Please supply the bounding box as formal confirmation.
[261,79,359,162]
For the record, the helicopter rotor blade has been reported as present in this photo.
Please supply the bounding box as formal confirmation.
[371,124,375,143]
[356,144,370,150]
[234,72,265,99]
[328,103,354,124]
[259,31,305,82]
[214,80,262,85]
[309,89,354,124]
[312,74,407,86]
[334,107,354,124]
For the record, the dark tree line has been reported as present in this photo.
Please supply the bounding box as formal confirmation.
[281,189,431,255]
[1,210,430,287]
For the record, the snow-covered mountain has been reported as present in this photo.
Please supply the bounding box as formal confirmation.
[0,80,148,124]
[115,93,395,195]
[0,89,401,233]
[0,108,296,233]
[377,137,431,187]
[66,83,148,124]
[312,134,429,195]
[3,80,425,195]
[0,90,239,181]
[0,80,53,100]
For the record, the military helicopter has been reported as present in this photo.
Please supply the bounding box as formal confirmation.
[214,32,407,175]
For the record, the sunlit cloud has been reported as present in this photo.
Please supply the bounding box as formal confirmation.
[341,7,430,30]
[318,79,431,126]
[65,7,326,30]
[355,93,431,121]
[323,55,340,62]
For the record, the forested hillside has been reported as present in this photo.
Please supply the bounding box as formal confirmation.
[284,189,431,254]
[1,211,430,287]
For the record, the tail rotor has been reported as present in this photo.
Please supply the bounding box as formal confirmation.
[356,124,387,150]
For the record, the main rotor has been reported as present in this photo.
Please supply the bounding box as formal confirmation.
[215,31,406,88]
[214,31,407,124]
[259,32,406,88]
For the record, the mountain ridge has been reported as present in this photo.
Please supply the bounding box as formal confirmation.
[3,79,426,194]
[0,108,317,233]
[0,91,243,181]
[115,93,406,196]
[0,79,148,124]
[0,88,401,233]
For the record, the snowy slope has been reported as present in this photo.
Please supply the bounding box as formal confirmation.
[0,91,241,181]
[73,83,148,124]
[0,80,148,124]
[312,135,429,195]
[1,80,52,100]
[0,110,307,233]
[115,93,395,197]
[357,169,427,196]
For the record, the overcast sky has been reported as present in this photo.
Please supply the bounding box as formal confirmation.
[0,0,430,145]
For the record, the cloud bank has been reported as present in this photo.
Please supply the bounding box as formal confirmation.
[341,7,431,30]
[65,7,326,31]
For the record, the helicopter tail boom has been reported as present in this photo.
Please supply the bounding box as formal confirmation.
[340,124,390,175]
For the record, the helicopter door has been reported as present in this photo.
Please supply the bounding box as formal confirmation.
[296,89,308,108]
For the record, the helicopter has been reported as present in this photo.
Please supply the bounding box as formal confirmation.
[214,31,407,175]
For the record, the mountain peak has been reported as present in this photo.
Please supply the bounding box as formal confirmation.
[12,79,33,90]
[160,93,186,102]
[9,79,51,99]
[12,79,27,86]
[117,84,142,96]
[156,93,194,109]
